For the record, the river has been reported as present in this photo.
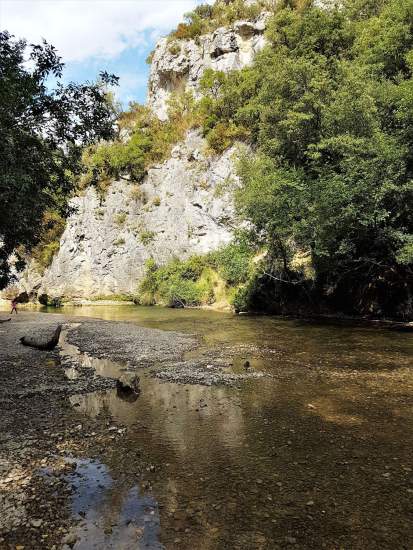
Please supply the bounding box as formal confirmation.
[14,306,413,548]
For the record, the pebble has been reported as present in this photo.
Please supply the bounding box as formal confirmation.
[31,518,43,528]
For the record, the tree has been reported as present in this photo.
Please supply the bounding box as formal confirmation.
[0,31,118,288]
[202,0,413,317]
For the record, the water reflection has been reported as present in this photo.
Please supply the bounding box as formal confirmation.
[52,306,413,548]
[65,458,162,549]
[60,325,128,379]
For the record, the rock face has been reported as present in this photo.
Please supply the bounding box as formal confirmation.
[17,13,268,300]
[19,132,239,299]
[148,14,268,120]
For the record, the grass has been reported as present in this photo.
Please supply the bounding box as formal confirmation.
[113,237,126,246]
[91,294,135,302]
[169,1,275,41]
[114,212,127,226]
[139,231,156,245]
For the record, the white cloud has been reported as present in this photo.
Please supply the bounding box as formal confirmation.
[0,0,201,62]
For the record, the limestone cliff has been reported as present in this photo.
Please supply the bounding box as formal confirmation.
[17,11,268,301]
[19,132,239,299]
[148,14,268,120]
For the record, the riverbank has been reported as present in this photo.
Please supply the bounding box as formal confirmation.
[0,309,412,549]
[0,312,196,548]
[0,310,269,548]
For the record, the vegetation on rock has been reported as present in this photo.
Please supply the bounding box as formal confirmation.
[137,242,256,309]
[79,92,201,193]
[31,211,66,273]
[7,0,413,319]
[196,0,413,318]
[169,0,276,41]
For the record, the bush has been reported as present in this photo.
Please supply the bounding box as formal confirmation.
[169,1,275,41]
[114,212,127,226]
[129,185,146,203]
[212,241,253,285]
[137,246,257,309]
[80,91,202,192]
[31,210,66,273]
[137,256,215,307]
[113,237,126,246]
[206,122,250,153]
[168,42,181,56]
[139,231,155,245]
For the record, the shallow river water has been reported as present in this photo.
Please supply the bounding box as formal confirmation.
[46,306,413,549]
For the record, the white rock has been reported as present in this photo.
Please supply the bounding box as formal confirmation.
[19,131,243,300]
[147,13,269,120]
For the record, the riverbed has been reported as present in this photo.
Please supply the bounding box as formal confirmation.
[0,305,412,549]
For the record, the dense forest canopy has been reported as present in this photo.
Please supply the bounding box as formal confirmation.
[0,31,118,287]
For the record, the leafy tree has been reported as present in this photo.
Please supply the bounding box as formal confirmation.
[201,0,413,317]
[0,31,118,287]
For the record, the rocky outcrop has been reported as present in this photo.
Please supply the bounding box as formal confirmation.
[148,14,268,120]
[19,131,240,299]
[16,12,269,301]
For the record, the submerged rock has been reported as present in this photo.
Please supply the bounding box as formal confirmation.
[116,374,140,401]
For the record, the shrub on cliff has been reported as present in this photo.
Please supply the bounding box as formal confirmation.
[137,244,257,309]
[31,211,66,274]
[137,256,215,307]
[79,91,201,191]
[169,1,276,41]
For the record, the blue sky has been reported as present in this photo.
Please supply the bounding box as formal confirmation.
[0,0,208,107]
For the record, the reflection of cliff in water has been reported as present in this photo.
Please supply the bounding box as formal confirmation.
[59,306,413,549]
[70,376,246,456]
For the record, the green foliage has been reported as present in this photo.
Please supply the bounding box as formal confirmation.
[168,42,181,56]
[91,293,135,302]
[0,31,118,287]
[199,0,413,317]
[137,256,215,307]
[114,212,127,226]
[211,241,253,285]
[80,91,201,193]
[169,1,276,41]
[206,122,250,153]
[113,237,126,246]
[139,231,156,245]
[146,50,155,65]
[31,211,66,273]
[137,244,256,309]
